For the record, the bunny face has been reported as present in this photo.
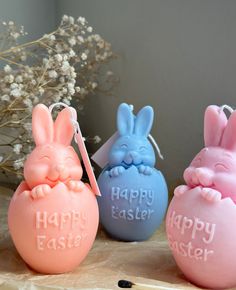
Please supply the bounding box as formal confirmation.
[24,104,83,189]
[183,105,236,201]
[108,103,155,168]
[24,144,82,189]
[109,135,155,168]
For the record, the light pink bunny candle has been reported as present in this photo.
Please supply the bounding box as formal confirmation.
[8,104,99,274]
[166,105,236,289]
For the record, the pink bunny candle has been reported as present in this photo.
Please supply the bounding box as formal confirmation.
[8,104,99,274]
[166,105,236,289]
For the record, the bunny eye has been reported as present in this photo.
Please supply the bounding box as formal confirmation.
[215,163,228,171]
[40,156,50,161]
[120,144,128,149]
[66,156,74,161]
[139,146,147,151]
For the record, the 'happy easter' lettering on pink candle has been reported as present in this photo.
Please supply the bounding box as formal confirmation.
[35,210,88,251]
[35,210,87,231]
[167,210,216,245]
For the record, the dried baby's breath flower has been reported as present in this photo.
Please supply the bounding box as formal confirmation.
[13,158,25,170]
[13,144,22,154]
[94,135,102,144]
[48,70,58,79]
[0,15,118,181]
[81,52,87,61]
[4,65,12,73]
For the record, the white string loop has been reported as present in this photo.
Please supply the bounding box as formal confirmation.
[48,102,81,144]
[48,102,69,113]
[148,134,164,160]
[220,104,234,114]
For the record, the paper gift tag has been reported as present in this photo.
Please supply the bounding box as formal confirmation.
[74,123,101,196]
[91,132,119,169]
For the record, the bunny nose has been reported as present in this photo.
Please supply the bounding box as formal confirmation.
[124,151,140,165]
[54,164,69,180]
[129,151,138,159]
[55,164,69,179]
[55,164,65,172]
[47,164,69,182]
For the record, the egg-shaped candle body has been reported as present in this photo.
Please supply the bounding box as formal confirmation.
[166,105,236,289]
[97,103,168,241]
[98,165,168,241]
[8,182,99,274]
[166,187,236,289]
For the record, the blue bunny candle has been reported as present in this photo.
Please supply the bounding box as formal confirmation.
[97,103,168,241]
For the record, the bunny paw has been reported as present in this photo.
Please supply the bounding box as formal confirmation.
[22,190,31,197]
[174,185,190,197]
[201,188,222,203]
[138,165,153,175]
[109,166,125,177]
[31,184,51,199]
[67,180,84,192]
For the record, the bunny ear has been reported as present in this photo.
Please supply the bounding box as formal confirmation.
[117,103,134,136]
[204,105,227,147]
[32,104,54,146]
[54,107,76,145]
[221,110,236,150]
[134,106,154,137]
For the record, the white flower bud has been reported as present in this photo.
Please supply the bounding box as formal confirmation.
[69,37,76,46]
[62,15,69,22]
[49,34,56,41]
[77,17,86,25]
[94,135,101,143]
[48,70,58,79]
[15,75,23,83]
[55,54,63,62]
[77,36,84,43]
[69,16,74,24]
[1,95,10,101]
[81,52,87,60]
[92,82,97,89]
[13,144,23,155]
[11,88,21,97]
[4,64,12,73]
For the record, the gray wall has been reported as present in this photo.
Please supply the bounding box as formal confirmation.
[2,0,236,190]
[0,0,56,41]
[56,0,236,189]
